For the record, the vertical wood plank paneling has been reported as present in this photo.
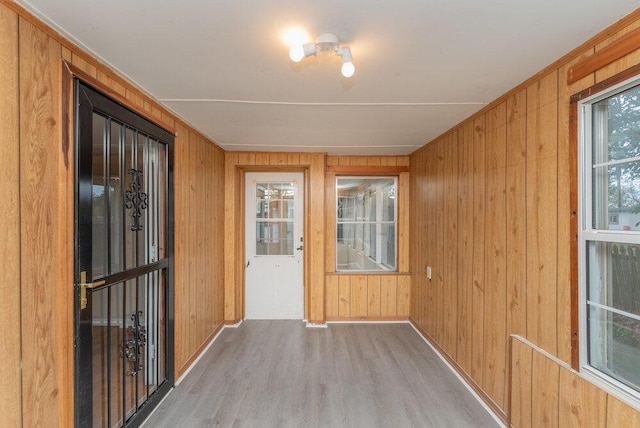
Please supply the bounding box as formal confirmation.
[338,275,351,317]
[484,102,507,408]
[325,273,409,319]
[0,5,21,427]
[238,151,255,166]
[308,154,325,322]
[187,130,197,359]
[102,71,126,97]
[510,339,533,428]
[71,52,97,79]
[435,140,445,343]
[269,152,287,166]
[366,157,381,166]
[556,52,595,364]
[325,275,339,318]
[367,276,381,317]
[457,122,474,375]
[61,45,71,62]
[176,135,226,376]
[526,71,559,356]
[443,133,459,357]
[287,153,300,165]
[558,367,607,428]
[398,171,410,273]
[19,17,67,427]
[411,149,426,326]
[397,275,411,316]
[125,88,144,111]
[471,116,486,383]
[255,152,270,165]
[380,276,398,317]
[173,122,188,367]
[426,146,438,332]
[351,275,368,317]
[408,10,640,425]
[224,152,239,321]
[531,349,560,427]
[606,396,640,427]
[350,156,367,166]
[215,146,226,323]
[506,90,527,339]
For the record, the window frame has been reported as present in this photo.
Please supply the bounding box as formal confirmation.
[575,70,640,408]
[335,176,398,272]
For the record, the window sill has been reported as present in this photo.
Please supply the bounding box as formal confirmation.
[581,365,640,412]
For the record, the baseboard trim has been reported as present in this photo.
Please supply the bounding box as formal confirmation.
[409,320,508,427]
[305,321,328,328]
[175,323,225,385]
[327,320,411,324]
[326,316,409,322]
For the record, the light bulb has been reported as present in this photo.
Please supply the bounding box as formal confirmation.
[341,62,355,78]
[289,45,305,62]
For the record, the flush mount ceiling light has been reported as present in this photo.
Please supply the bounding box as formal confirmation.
[288,33,355,78]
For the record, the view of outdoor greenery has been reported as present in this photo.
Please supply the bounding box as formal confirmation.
[603,86,640,227]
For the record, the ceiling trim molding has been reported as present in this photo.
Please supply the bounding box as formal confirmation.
[327,165,410,174]
[160,98,487,107]
[221,143,421,149]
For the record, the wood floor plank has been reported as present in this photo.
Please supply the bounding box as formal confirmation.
[144,321,499,428]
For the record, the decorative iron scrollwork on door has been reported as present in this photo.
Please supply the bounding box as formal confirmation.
[123,310,146,377]
[124,168,148,231]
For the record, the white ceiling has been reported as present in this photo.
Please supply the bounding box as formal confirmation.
[18,0,640,155]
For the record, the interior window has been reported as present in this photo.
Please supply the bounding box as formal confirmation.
[579,78,640,401]
[336,177,397,271]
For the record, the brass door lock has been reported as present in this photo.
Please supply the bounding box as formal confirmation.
[79,271,105,309]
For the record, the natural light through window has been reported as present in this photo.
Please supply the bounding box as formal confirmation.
[578,77,640,403]
[336,177,397,272]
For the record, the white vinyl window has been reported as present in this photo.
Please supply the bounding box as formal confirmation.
[578,75,640,405]
[336,177,397,271]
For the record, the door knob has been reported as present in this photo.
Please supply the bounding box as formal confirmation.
[296,245,303,251]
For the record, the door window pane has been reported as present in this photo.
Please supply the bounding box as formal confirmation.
[92,113,108,278]
[255,182,295,255]
[255,182,295,219]
[256,221,293,255]
[125,128,136,269]
[110,120,124,274]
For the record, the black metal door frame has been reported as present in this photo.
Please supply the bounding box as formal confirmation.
[74,80,174,427]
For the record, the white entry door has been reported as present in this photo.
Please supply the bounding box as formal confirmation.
[245,172,304,319]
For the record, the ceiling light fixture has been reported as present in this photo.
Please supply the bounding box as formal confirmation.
[288,33,355,78]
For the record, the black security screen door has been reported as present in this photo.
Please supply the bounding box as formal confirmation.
[74,81,174,427]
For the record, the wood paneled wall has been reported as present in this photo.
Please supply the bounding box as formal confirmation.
[409,8,640,424]
[0,0,226,423]
[325,274,410,319]
[511,336,640,427]
[174,124,225,378]
[325,156,411,320]
[224,152,326,323]
[0,5,21,427]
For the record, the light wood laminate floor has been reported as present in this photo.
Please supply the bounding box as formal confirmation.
[144,321,499,428]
